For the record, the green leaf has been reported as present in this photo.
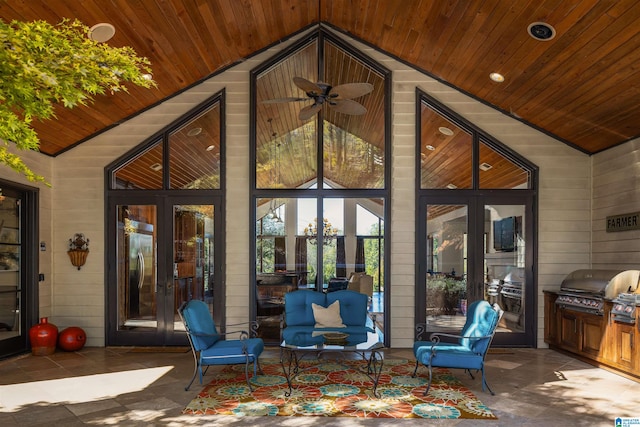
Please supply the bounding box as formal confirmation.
[0,18,157,184]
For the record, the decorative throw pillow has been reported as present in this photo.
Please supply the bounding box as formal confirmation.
[312,300,346,328]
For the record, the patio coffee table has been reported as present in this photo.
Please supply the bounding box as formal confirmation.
[280,330,384,397]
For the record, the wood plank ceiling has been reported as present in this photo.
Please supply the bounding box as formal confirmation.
[2,0,639,160]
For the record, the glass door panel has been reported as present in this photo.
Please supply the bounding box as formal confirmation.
[0,194,21,343]
[321,199,343,285]
[425,204,468,334]
[117,205,158,331]
[484,204,526,334]
[255,197,306,343]
[355,199,385,336]
[172,204,214,332]
[111,200,216,346]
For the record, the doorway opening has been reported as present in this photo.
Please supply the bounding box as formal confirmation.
[0,181,38,359]
[416,91,538,347]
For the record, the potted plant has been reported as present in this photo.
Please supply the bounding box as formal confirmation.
[427,276,467,315]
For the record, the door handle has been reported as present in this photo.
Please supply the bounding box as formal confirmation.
[137,252,144,290]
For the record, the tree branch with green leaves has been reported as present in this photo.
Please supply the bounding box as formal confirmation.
[0,18,156,184]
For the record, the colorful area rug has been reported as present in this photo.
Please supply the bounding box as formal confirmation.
[183,358,498,419]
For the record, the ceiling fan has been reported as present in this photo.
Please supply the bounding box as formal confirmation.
[263,77,374,121]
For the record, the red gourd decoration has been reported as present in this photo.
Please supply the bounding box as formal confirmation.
[58,326,87,351]
[29,317,58,356]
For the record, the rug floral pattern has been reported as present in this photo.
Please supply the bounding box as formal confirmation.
[183,358,497,419]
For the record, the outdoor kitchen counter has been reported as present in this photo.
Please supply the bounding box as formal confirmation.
[545,291,640,381]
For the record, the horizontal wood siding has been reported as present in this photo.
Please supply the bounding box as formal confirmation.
[592,139,640,270]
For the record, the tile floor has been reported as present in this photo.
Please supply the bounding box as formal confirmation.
[0,346,639,426]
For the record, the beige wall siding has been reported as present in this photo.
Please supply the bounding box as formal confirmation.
[592,138,640,270]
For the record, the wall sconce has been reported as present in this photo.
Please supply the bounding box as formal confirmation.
[68,233,89,270]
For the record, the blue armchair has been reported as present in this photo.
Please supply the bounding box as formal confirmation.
[178,300,264,391]
[413,300,502,395]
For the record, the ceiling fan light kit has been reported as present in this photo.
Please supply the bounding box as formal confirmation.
[264,76,374,121]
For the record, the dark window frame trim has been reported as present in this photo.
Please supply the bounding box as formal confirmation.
[249,27,392,345]
[414,89,539,347]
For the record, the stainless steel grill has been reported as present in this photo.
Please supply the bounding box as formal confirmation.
[500,271,523,300]
[611,293,640,324]
[556,269,640,315]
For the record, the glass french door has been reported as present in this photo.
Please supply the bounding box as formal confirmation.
[418,195,534,346]
[254,196,386,344]
[0,184,38,359]
[107,196,219,346]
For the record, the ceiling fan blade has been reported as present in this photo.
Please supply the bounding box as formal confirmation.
[298,103,322,121]
[329,99,367,115]
[261,97,308,104]
[293,77,323,96]
[329,82,374,100]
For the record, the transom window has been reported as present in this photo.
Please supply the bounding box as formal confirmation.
[110,96,222,190]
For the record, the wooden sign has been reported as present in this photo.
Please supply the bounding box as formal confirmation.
[606,212,640,232]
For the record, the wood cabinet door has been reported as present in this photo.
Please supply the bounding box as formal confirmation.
[613,322,636,370]
[581,314,604,357]
[544,293,558,345]
[559,309,580,351]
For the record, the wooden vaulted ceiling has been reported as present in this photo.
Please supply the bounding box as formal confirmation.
[2,0,640,162]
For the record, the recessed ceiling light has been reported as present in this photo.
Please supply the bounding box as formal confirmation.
[149,163,162,172]
[446,183,458,189]
[438,126,454,136]
[528,22,556,41]
[490,72,505,83]
[206,145,215,151]
[187,127,202,136]
[479,162,493,171]
[425,145,435,151]
[88,23,116,43]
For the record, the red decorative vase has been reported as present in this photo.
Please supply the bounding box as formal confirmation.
[29,317,58,356]
[58,326,87,352]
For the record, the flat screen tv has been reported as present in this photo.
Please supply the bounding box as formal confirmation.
[493,216,515,252]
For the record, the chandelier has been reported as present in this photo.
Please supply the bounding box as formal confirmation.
[304,218,338,245]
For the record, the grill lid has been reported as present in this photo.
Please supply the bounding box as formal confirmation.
[560,269,623,295]
[559,269,640,299]
[606,270,640,299]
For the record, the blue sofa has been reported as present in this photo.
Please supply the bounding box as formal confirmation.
[282,289,376,345]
